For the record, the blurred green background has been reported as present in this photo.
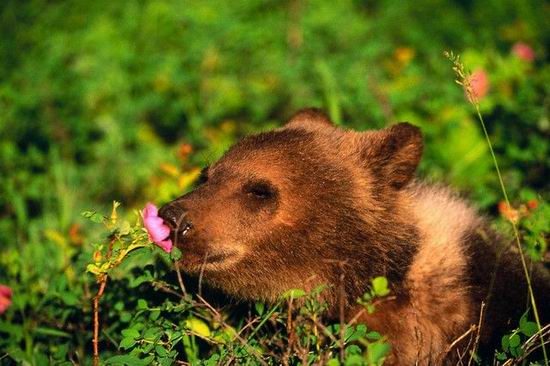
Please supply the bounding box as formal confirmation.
[0,0,549,363]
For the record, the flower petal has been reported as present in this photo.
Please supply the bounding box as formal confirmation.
[0,285,12,314]
[143,203,173,253]
[0,285,11,299]
[156,239,173,253]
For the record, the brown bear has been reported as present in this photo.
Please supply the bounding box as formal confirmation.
[159,108,549,365]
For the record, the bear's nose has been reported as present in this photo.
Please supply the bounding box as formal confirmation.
[158,204,191,232]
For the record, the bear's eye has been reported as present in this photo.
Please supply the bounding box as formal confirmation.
[243,181,276,200]
[197,166,209,185]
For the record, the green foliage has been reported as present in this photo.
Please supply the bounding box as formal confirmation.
[0,0,549,364]
[358,277,391,314]
[496,312,544,362]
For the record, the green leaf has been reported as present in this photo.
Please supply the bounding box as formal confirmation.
[501,335,510,352]
[255,302,265,316]
[119,337,136,350]
[0,321,23,341]
[120,312,132,322]
[344,354,365,366]
[86,263,103,276]
[82,211,105,223]
[150,309,161,321]
[117,221,132,235]
[508,334,521,348]
[280,288,306,300]
[33,327,71,338]
[520,321,538,337]
[129,273,154,288]
[143,327,163,341]
[60,292,79,306]
[367,342,391,365]
[366,331,382,341]
[155,345,168,357]
[137,299,148,310]
[371,277,390,297]
[170,246,183,261]
[346,324,367,342]
[159,357,174,366]
[121,328,140,339]
[326,359,340,366]
[184,317,211,338]
[519,313,539,337]
[105,355,154,366]
[345,344,362,355]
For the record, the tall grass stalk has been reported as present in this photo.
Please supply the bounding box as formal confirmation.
[445,51,548,366]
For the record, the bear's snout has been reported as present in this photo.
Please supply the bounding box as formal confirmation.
[158,203,193,235]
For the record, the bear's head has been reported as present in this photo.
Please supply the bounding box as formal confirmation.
[159,109,422,304]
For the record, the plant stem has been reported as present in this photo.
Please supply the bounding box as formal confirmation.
[93,275,107,366]
[473,104,548,365]
[92,237,115,366]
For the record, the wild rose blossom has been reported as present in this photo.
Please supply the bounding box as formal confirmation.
[466,69,490,102]
[0,285,12,314]
[527,199,538,210]
[512,42,535,62]
[498,201,519,223]
[143,203,173,253]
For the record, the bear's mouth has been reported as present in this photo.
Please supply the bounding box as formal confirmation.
[173,222,193,238]
[167,222,193,244]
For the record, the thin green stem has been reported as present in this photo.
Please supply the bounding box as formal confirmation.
[473,104,548,365]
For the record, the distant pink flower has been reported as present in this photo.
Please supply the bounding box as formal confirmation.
[512,42,535,62]
[466,69,490,102]
[0,285,12,314]
[143,203,173,253]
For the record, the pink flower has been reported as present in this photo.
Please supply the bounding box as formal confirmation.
[466,69,490,102]
[0,285,12,314]
[512,42,535,62]
[143,203,173,253]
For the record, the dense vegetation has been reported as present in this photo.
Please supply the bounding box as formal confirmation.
[0,0,548,364]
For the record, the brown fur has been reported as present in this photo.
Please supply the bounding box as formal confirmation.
[159,108,550,364]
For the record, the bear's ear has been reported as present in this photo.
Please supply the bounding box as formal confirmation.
[361,122,423,190]
[285,108,334,130]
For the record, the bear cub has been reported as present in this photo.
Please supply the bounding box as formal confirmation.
[159,108,549,364]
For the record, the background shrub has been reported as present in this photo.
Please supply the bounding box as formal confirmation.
[0,0,548,364]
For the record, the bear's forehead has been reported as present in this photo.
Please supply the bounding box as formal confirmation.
[209,129,358,189]
[210,128,343,183]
